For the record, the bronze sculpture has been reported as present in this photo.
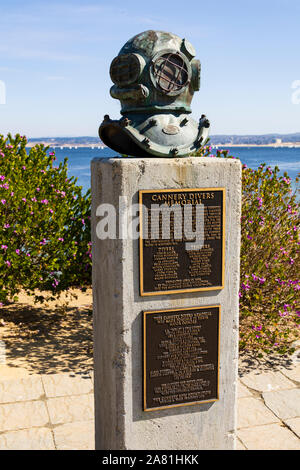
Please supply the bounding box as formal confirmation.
[99,30,210,157]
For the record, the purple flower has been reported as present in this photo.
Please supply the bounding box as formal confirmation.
[4,223,10,228]
[0,175,5,181]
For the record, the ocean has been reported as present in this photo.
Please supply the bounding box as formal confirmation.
[49,146,300,195]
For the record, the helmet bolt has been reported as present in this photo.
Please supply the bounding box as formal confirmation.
[143,138,151,148]
[181,117,189,126]
[121,118,131,127]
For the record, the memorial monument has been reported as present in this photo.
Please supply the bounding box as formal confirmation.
[92,30,241,449]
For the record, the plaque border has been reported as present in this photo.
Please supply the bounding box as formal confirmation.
[139,188,225,296]
[143,304,221,412]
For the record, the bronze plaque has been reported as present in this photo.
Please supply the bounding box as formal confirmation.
[139,188,225,296]
[143,305,220,411]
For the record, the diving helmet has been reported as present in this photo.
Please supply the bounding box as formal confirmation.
[99,30,210,157]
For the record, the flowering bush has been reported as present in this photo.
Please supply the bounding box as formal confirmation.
[0,134,91,305]
[193,145,299,355]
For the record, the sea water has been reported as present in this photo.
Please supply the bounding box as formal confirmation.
[49,146,300,195]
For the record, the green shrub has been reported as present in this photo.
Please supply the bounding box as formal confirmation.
[193,145,299,355]
[0,133,91,304]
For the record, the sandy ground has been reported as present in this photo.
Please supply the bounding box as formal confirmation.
[0,289,93,379]
[0,288,298,380]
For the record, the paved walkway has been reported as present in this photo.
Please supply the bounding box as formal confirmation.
[0,360,299,450]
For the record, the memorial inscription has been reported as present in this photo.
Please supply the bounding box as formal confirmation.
[139,188,225,296]
[143,305,220,411]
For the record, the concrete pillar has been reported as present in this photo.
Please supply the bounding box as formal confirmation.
[91,157,241,450]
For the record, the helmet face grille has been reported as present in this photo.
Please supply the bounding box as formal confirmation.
[153,53,189,93]
[110,54,141,86]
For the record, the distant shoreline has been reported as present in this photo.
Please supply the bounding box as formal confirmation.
[25,142,300,149]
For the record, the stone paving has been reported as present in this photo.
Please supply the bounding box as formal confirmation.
[0,361,299,450]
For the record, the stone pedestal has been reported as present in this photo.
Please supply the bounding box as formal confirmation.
[91,157,241,450]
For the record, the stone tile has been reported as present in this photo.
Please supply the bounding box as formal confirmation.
[0,376,44,404]
[0,401,49,432]
[285,417,300,438]
[237,380,253,398]
[262,389,300,420]
[240,370,295,393]
[237,397,280,429]
[53,420,94,450]
[47,394,94,425]
[280,364,300,384]
[238,423,300,450]
[42,373,93,398]
[0,427,55,450]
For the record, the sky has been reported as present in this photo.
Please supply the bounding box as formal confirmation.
[0,0,299,137]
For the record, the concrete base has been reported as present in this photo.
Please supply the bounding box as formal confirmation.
[91,157,241,450]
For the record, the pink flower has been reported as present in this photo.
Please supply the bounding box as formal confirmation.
[4,223,10,229]
[36,187,40,192]
[41,199,48,204]
[1,199,6,205]
[5,260,11,267]
[0,175,5,181]
[1,245,8,251]
[15,249,20,255]
[58,237,64,242]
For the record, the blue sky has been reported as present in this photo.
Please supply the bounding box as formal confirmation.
[0,0,299,137]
